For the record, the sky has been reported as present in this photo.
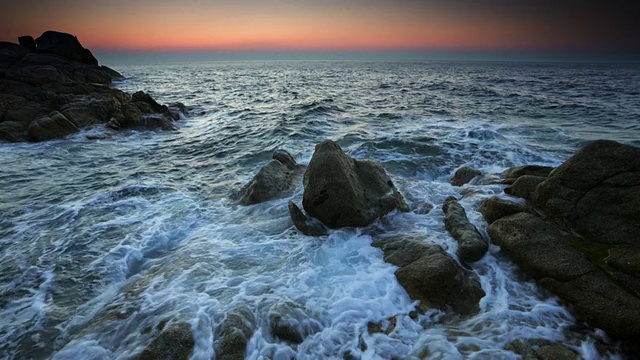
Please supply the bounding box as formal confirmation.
[1,0,639,61]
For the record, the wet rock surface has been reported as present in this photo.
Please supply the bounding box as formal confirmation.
[373,236,485,315]
[267,302,323,344]
[442,196,488,262]
[478,196,526,224]
[133,322,195,360]
[450,166,481,186]
[302,140,408,228]
[288,201,328,236]
[215,309,255,360]
[0,31,186,142]
[504,175,546,201]
[239,149,305,205]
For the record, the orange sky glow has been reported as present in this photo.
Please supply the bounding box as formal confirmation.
[1,0,638,54]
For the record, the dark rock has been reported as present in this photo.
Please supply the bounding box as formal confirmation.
[489,212,640,340]
[28,111,79,142]
[451,166,481,186]
[442,196,488,262]
[0,42,29,67]
[302,140,408,228]
[478,197,526,224]
[607,247,640,279]
[288,201,328,236]
[367,316,397,335]
[504,175,546,201]
[0,121,27,142]
[532,140,640,246]
[239,150,305,205]
[215,309,255,360]
[18,36,36,52]
[133,322,194,360]
[268,302,322,344]
[34,30,98,65]
[501,165,554,185]
[506,339,578,360]
[373,236,485,315]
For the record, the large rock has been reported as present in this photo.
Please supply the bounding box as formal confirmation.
[239,150,305,205]
[133,322,194,360]
[267,302,323,344]
[34,31,98,65]
[450,166,481,186]
[27,111,79,141]
[488,212,640,340]
[288,201,327,236]
[501,165,554,185]
[302,140,408,228]
[442,196,488,262]
[373,236,485,315]
[504,175,546,201]
[478,197,526,224]
[215,309,255,360]
[532,140,640,246]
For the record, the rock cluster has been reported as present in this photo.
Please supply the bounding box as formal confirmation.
[0,31,186,142]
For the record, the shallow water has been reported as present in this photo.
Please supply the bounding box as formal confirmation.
[1,61,639,359]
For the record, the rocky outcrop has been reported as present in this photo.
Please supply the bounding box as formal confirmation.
[0,31,186,142]
[133,322,195,360]
[215,309,255,360]
[478,197,526,224]
[239,150,305,205]
[442,196,488,262]
[489,212,640,340]
[504,175,546,201]
[532,140,640,246]
[450,166,481,186]
[288,201,327,236]
[302,140,408,228]
[373,236,485,315]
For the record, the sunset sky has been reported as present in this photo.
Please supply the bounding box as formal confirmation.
[1,0,639,60]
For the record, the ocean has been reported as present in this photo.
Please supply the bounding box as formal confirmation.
[1,60,639,359]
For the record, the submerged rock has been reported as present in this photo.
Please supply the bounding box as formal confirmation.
[288,201,328,236]
[302,140,408,228]
[239,150,305,205]
[215,308,255,360]
[267,301,323,344]
[133,322,195,360]
[489,212,640,340]
[373,236,485,315]
[442,196,488,262]
[450,166,481,186]
[478,196,526,224]
[532,140,640,246]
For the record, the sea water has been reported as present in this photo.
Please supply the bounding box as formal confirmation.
[1,61,639,359]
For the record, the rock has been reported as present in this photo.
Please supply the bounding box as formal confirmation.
[268,302,322,344]
[373,236,485,315]
[0,121,27,142]
[288,201,327,236]
[488,212,640,340]
[451,166,481,186]
[501,165,554,185]
[0,42,29,67]
[506,339,578,360]
[367,316,397,335]
[18,36,36,51]
[532,140,640,246]
[133,322,194,360]
[302,140,408,228]
[34,31,98,65]
[607,247,640,279]
[504,175,546,201]
[239,150,305,205]
[442,196,488,262]
[215,309,255,360]
[27,111,79,141]
[478,197,526,224]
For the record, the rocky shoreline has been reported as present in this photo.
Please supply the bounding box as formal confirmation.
[0,31,186,142]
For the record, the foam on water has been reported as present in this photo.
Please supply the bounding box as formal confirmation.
[1,61,638,359]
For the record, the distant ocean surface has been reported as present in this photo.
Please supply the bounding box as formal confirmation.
[1,61,639,359]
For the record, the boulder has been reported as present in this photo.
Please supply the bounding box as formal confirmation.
[478,197,526,224]
[373,236,485,315]
[215,309,255,360]
[18,36,36,51]
[133,322,194,360]
[501,165,554,185]
[267,302,322,344]
[239,150,305,205]
[442,196,488,262]
[450,166,481,186]
[0,42,29,67]
[302,140,408,228]
[28,111,79,142]
[504,175,546,201]
[0,121,27,142]
[34,31,98,65]
[488,212,640,340]
[532,140,640,246]
[288,201,327,236]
